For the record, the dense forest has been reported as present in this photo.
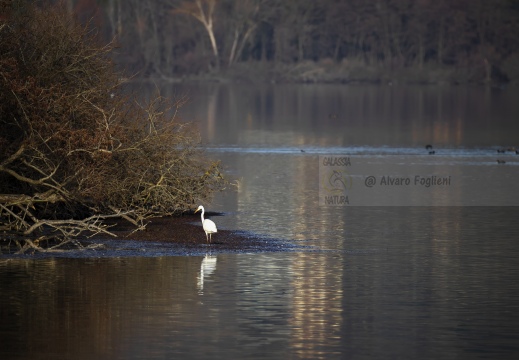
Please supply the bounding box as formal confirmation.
[35,0,519,83]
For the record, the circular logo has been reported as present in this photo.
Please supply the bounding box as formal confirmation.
[322,169,352,193]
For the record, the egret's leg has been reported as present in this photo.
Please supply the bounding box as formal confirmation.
[205,233,209,243]
[209,233,212,243]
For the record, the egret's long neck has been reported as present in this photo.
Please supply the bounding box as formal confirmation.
[200,209,205,223]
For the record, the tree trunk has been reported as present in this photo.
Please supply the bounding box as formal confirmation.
[437,17,444,65]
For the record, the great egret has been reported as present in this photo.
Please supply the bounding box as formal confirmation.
[194,205,217,243]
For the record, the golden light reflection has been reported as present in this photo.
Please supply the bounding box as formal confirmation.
[231,149,345,355]
[289,155,344,357]
[289,252,344,358]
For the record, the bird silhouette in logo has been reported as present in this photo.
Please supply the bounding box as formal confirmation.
[328,170,348,190]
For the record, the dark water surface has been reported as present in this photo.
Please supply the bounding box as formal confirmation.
[2,84,519,359]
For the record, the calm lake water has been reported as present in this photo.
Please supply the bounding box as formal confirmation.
[2,84,519,359]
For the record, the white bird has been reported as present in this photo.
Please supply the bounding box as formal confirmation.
[194,205,217,243]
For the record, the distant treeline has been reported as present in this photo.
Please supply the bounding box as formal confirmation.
[66,0,519,83]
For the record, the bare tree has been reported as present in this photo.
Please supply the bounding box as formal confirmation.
[0,2,226,254]
[174,0,220,70]
[226,0,263,66]
[106,0,123,39]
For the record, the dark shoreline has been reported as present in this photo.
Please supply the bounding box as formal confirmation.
[2,214,301,258]
[92,213,302,256]
[128,61,516,87]
[104,213,236,244]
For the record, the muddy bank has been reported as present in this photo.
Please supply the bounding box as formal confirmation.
[91,213,303,256]
[2,213,302,258]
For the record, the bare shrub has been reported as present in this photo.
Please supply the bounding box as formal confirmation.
[0,2,226,253]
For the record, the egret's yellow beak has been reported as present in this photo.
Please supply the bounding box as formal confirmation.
[194,208,199,213]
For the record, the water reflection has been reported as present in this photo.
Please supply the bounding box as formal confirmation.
[289,253,343,359]
[2,209,519,359]
[215,153,321,241]
[197,254,217,294]
[3,84,519,359]
[0,257,204,360]
[167,83,519,149]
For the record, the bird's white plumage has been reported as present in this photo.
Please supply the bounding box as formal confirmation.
[203,218,217,234]
[195,205,217,243]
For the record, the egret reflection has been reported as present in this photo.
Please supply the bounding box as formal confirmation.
[197,254,217,294]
